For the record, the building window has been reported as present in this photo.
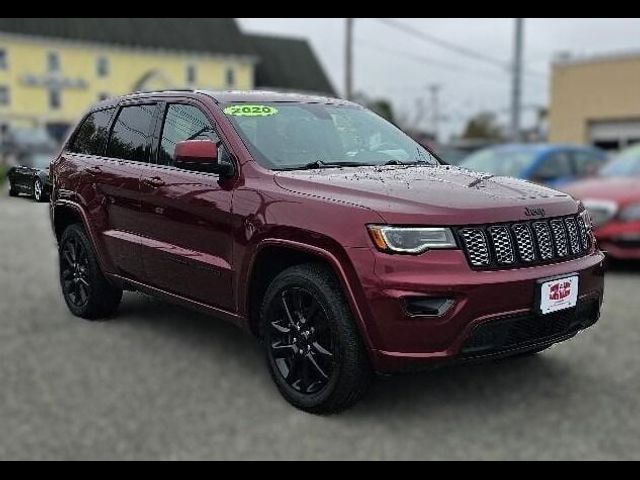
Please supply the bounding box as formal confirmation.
[49,89,61,110]
[187,65,197,84]
[97,56,109,77]
[0,49,7,70]
[0,86,9,106]
[225,67,235,88]
[47,52,60,72]
[99,92,109,101]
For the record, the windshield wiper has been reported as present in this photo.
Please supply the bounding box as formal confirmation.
[285,160,364,171]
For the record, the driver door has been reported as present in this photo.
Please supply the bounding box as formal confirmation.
[137,101,235,311]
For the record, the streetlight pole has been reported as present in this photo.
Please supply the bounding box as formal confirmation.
[510,18,524,142]
[345,18,354,100]
[428,84,442,142]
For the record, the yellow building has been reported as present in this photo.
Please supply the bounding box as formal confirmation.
[549,51,640,150]
[0,18,335,142]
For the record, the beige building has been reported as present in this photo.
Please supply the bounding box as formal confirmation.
[549,51,640,150]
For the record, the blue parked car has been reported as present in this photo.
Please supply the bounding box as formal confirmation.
[460,144,608,187]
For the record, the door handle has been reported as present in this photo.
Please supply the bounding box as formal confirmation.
[86,166,103,175]
[142,177,165,188]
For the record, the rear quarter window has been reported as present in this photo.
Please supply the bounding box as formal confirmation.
[70,108,115,155]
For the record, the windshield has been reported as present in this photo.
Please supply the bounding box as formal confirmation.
[223,103,439,170]
[461,148,539,177]
[18,153,53,169]
[600,145,640,177]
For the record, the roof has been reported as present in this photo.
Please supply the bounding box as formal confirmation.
[490,143,599,154]
[200,90,343,104]
[247,34,336,95]
[90,90,348,111]
[553,50,640,68]
[0,18,254,57]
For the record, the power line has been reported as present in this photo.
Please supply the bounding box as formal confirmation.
[376,18,547,80]
[356,39,549,92]
[378,18,507,68]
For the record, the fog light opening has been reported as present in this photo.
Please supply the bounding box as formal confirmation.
[404,297,455,317]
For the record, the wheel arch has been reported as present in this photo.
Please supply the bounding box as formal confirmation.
[244,239,375,352]
[52,200,114,274]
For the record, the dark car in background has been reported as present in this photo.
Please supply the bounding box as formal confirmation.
[7,152,54,202]
[563,144,640,260]
[460,144,607,187]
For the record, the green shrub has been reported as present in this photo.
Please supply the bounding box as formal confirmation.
[0,164,7,185]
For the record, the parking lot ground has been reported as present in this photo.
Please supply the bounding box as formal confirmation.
[0,195,639,460]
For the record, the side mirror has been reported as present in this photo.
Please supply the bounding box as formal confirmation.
[174,140,232,176]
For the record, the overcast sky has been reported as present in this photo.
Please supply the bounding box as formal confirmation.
[240,18,640,140]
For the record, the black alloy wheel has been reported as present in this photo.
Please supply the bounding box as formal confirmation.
[61,232,91,310]
[261,264,372,414]
[267,287,335,395]
[59,224,122,320]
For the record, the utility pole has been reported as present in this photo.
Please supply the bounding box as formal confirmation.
[510,18,524,142]
[428,84,442,142]
[345,18,354,100]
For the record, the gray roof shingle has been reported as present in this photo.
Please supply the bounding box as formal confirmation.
[0,18,254,57]
[248,34,336,96]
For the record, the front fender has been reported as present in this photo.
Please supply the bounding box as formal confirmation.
[240,233,378,352]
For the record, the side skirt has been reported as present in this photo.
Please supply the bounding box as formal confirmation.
[107,273,249,332]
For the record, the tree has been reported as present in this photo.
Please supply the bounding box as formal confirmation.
[461,112,503,140]
[367,99,395,124]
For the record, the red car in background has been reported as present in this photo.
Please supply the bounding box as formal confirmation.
[564,145,640,260]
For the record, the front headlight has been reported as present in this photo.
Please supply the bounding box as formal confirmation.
[367,226,457,254]
[619,203,640,222]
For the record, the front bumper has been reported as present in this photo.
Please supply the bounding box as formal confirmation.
[347,248,606,373]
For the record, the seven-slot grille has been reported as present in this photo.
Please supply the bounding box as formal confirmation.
[459,214,592,269]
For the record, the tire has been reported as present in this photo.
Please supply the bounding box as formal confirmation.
[59,224,123,320]
[33,178,47,202]
[260,263,372,414]
[8,183,18,197]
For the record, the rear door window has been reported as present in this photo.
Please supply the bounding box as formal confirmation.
[534,151,573,179]
[70,108,115,155]
[572,150,605,176]
[106,104,156,162]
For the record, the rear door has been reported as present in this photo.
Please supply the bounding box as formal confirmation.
[96,102,159,280]
[136,100,235,311]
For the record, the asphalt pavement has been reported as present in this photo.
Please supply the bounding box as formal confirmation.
[0,194,638,460]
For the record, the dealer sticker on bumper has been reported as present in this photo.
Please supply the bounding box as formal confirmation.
[539,275,579,315]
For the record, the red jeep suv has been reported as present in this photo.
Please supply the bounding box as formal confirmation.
[50,90,606,413]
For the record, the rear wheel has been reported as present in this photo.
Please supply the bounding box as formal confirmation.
[33,179,46,202]
[8,184,18,197]
[59,224,122,320]
[260,264,372,414]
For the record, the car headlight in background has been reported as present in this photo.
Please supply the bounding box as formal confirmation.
[367,226,457,254]
[619,203,640,222]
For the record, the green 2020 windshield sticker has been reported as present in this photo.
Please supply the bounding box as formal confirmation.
[223,105,279,117]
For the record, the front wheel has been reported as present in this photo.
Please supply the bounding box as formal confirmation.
[260,264,372,414]
[59,224,123,320]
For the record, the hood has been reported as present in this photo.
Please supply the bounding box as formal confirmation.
[274,165,577,225]
[562,176,640,207]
